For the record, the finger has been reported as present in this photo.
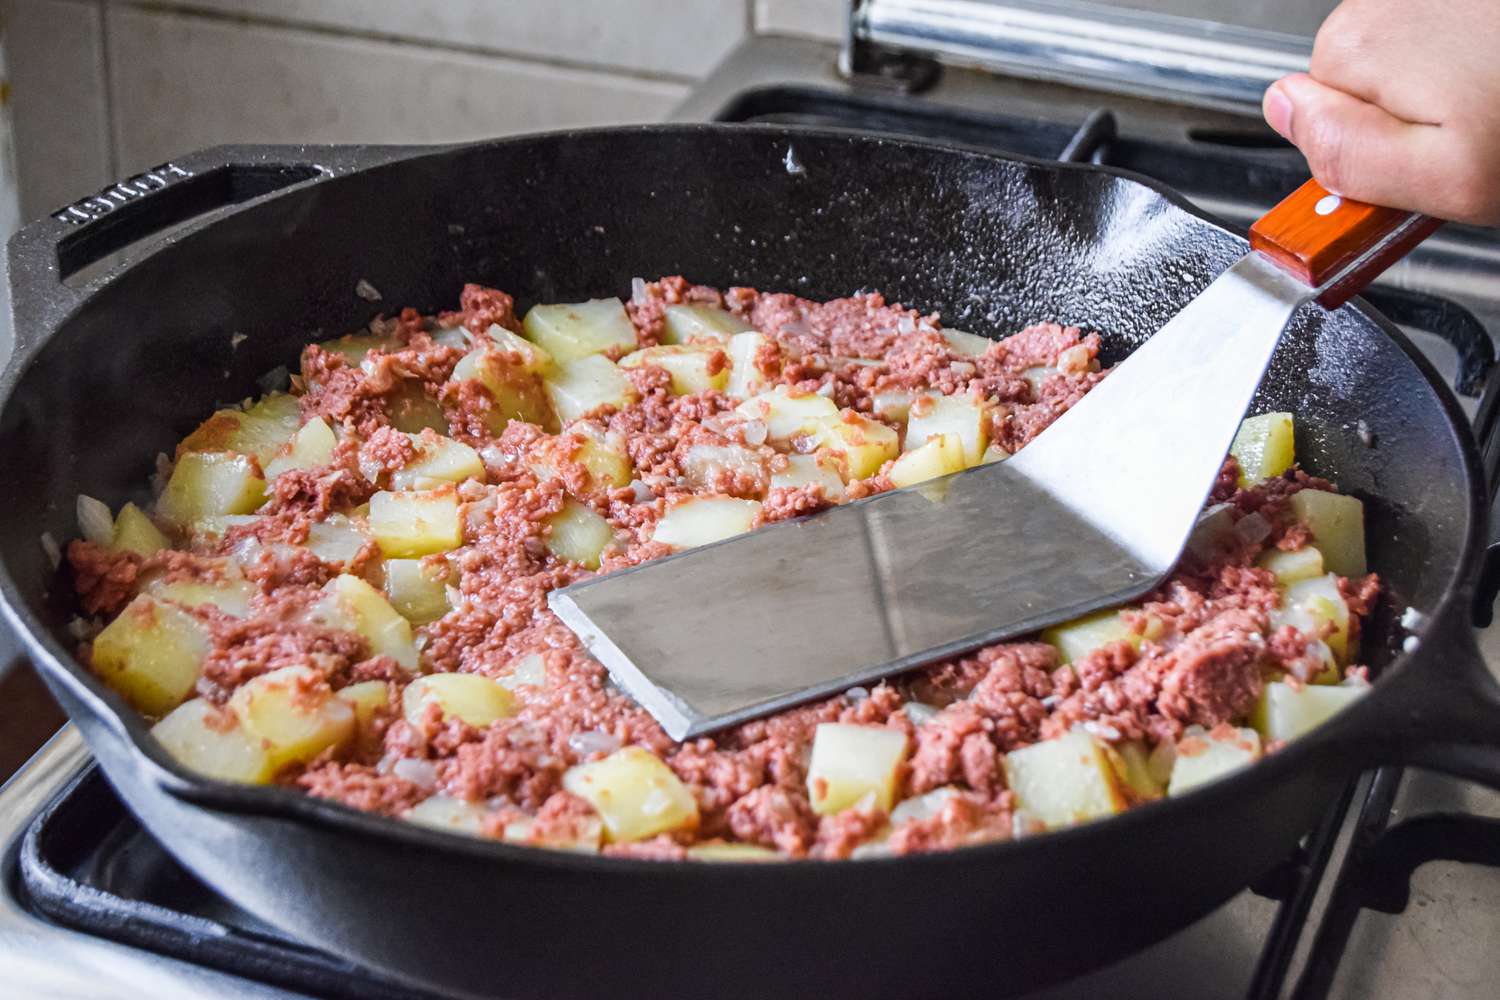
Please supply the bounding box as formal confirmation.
[1264,73,1471,219]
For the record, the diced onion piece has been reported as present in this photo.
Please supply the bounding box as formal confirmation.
[498,652,547,690]
[686,842,781,862]
[543,499,614,569]
[619,344,729,395]
[315,332,396,369]
[806,723,908,815]
[811,411,899,481]
[890,785,960,826]
[980,443,1010,464]
[681,443,768,497]
[1041,608,1141,665]
[111,502,172,557]
[152,698,274,783]
[144,572,257,618]
[661,304,753,345]
[1272,572,1351,662]
[304,513,372,567]
[651,495,761,550]
[522,298,638,363]
[228,665,355,773]
[888,432,966,488]
[383,558,452,624]
[325,574,419,670]
[872,391,914,425]
[1230,412,1295,486]
[940,328,993,357]
[403,673,516,728]
[369,488,462,557]
[91,595,212,716]
[1102,740,1163,800]
[480,323,554,375]
[157,452,267,528]
[562,746,699,843]
[1166,726,1261,796]
[1003,729,1125,829]
[1288,489,1366,577]
[543,354,638,424]
[77,495,114,545]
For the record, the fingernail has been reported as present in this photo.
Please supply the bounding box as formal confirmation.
[1264,84,1294,139]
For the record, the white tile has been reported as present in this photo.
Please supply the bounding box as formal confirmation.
[105,7,689,175]
[1,0,113,218]
[754,0,844,40]
[124,0,751,79]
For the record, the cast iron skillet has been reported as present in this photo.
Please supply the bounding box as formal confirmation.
[6,126,1500,999]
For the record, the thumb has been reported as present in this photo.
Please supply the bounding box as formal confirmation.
[1264,72,1453,216]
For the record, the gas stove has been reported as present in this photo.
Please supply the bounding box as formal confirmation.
[6,6,1500,998]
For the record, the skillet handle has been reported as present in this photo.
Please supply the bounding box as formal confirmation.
[1357,593,1500,789]
[1249,179,1443,310]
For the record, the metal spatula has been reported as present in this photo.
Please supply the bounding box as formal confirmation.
[551,180,1441,740]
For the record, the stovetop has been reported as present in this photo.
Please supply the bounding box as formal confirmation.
[5,28,1500,1000]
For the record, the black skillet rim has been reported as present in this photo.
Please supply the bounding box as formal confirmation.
[0,122,1486,874]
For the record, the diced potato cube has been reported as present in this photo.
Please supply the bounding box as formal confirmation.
[480,323,554,375]
[941,328,993,357]
[228,665,356,773]
[686,843,781,862]
[264,418,337,479]
[888,433,966,488]
[429,326,469,352]
[562,746,699,843]
[151,698,275,784]
[662,304,754,345]
[1288,489,1366,578]
[404,795,489,837]
[1103,741,1163,801]
[144,573,257,618]
[1041,608,1141,665]
[1256,545,1325,586]
[503,813,605,853]
[383,558,452,624]
[806,722,908,815]
[111,502,171,556]
[1272,573,1351,662]
[523,298,638,362]
[872,391,913,425]
[651,495,761,550]
[734,386,839,445]
[336,679,392,742]
[725,331,777,398]
[303,513,372,567]
[1252,679,1370,743]
[451,348,558,434]
[391,433,484,491]
[1230,412,1295,486]
[403,673,516,728]
[325,573,419,669]
[1167,726,1262,796]
[543,499,614,569]
[178,393,300,467]
[619,344,730,395]
[1003,729,1125,828]
[681,443,768,497]
[544,355,639,423]
[369,488,462,557]
[316,332,396,368]
[771,453,846,501]
[157,452,267,528]
[904,392,988,465]
[387,380,450,435]
[91,595,212,716]
[812,412,900,481]
[572,425,633,489]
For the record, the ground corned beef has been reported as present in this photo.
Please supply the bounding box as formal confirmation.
[69,277,1381,862]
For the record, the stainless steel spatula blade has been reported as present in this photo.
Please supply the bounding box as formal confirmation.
[550,182,1438,741]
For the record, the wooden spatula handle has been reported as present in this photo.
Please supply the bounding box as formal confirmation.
[1249,179,1442,309]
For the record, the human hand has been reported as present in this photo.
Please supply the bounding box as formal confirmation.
[1262,0,1500,225]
